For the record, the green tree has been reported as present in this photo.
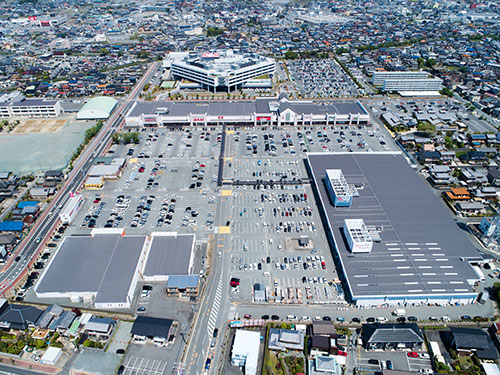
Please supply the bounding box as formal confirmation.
[440,87,454,97]
[284,50,298,59]
[99,48,109,56]
[112,133,121,144]
[35,340,47,349]
[130,132,140,144]
[424,58,436,68]
[206,27,223,37]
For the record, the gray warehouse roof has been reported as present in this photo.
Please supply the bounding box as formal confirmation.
[307,152,480,301]
[143,234,195,278]
[35,234,146,304]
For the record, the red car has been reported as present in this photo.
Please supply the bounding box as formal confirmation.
[244,314,252,319]
[321,261,326,270]
[407,352,418,358]
[338,350,347,357]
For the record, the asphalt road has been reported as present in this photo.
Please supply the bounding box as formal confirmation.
[0,62,160,297]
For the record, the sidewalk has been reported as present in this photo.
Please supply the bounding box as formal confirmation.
[0,354,61,374]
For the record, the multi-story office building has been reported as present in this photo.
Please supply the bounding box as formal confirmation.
[371,71,442,92]
[170,50,275,92]
[382,78,443,92]
[372,71,429,86]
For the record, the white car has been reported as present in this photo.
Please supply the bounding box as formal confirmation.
[300,316,311,322]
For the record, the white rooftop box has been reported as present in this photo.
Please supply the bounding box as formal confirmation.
[344,219,373,253]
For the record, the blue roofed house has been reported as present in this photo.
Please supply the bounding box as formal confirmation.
[0,221,24,233]
[166,275,199,297]
[469,133,487,147]
[459,150,489,164]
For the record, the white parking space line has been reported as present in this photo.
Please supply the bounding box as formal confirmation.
[124,356,168,375]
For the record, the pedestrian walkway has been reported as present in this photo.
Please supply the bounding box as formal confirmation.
[0,354,61,374]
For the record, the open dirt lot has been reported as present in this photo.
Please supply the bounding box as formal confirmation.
[11,117,70,133]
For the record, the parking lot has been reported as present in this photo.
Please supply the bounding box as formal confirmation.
[366,98,496,134]
[223,126,398,306]
[72,129,221,237]
[356,350,432,373]
[287,59,360,98]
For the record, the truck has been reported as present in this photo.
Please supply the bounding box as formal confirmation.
[59,193,84,224]
[392,309,406,317]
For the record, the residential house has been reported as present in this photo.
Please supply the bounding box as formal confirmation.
[444,187,471,201]
[429,165,452,185]
[487,168,500,187]
[361,323,424,351]
[131,316,173,346]
[459,150,489,164]
[460,168,489,186]
[84,317,115,341]
[0,234,16,253]
[456,201,485,213]
[439,150,456,162]
[308,356,342,375]
[36,304,64,329]
[450,327,499,360]
[268,328,305,351]
[53,310,76,334]
[311,335,337,356]
[0,172,18,199]
[473,186,498,200]
[469,133,487,147]
[43,170,64,184]
[30,187,56,199]
[418,151,442,164]
[166,275,199,298]
[312,322,337,338]
[0,221,24,233]
[0,299,43,330]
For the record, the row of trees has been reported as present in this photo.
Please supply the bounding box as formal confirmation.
[69,121,104,169]
[356,37,421,52]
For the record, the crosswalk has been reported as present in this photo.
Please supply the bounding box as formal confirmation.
[207,274,223,337]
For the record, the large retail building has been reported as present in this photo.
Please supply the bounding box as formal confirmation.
[307,152,481,306]
[125,95,370,128]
